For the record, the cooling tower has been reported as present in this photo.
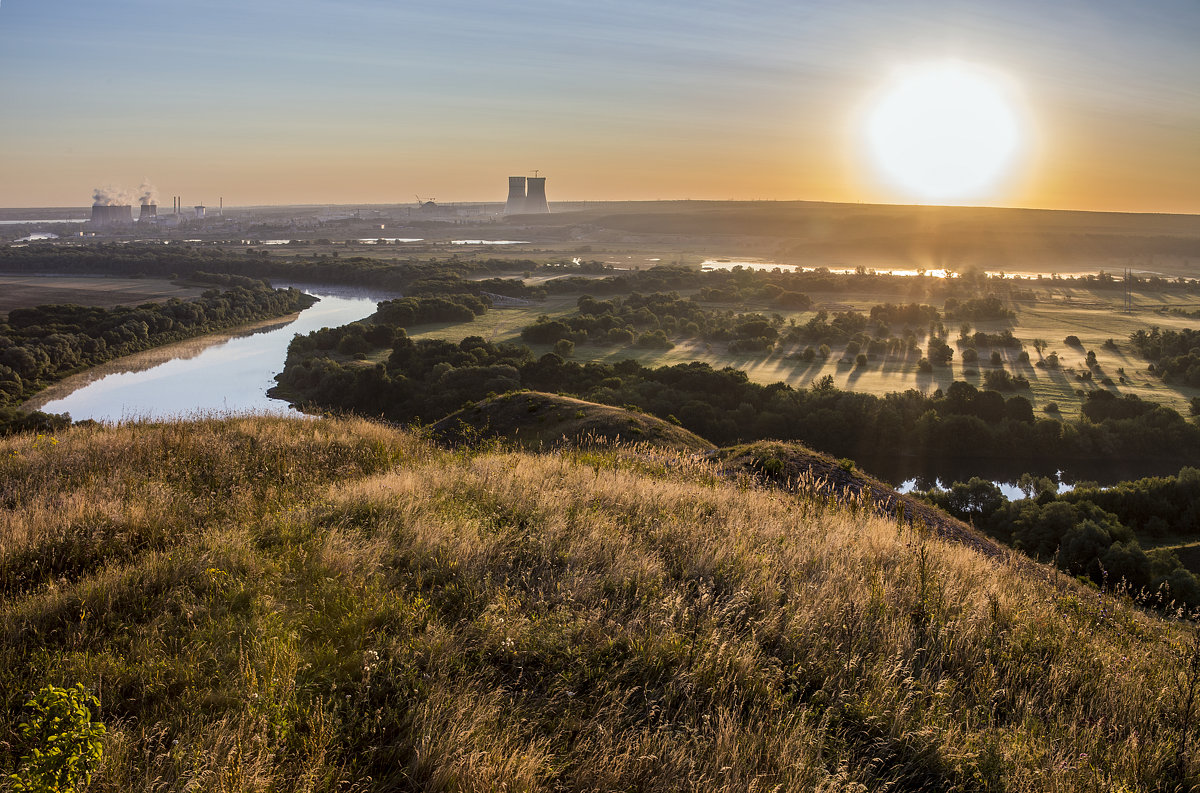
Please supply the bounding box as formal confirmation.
[194,205,206,219]
[505,176,526,214]
[91,205,132,226]
[139,203,157,221]
[524,177,549,214]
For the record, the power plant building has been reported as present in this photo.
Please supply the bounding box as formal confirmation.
[91,205,132,226]
[505,176,527,214]
[504,175,550,214]
[525,177,549,213]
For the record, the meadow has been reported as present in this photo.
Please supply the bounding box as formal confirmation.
[3,415,1200,790]
[0,275,206,313]
[399,281,1200,421]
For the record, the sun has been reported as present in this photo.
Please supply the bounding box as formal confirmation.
[865,62,1023,202]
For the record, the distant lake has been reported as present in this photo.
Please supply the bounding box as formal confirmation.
[32,285,397,422]
[0,219,88,225]
[699,259,1099,279]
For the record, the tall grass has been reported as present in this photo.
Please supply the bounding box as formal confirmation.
[1,416,1198,791]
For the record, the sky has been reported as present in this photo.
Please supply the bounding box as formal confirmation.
[0,0,1197,212]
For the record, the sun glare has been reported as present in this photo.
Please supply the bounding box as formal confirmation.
[865,62,1023,202]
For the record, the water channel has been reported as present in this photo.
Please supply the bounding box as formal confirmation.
[34,285,396,422]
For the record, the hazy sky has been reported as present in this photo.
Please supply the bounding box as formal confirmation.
[1,0,1197,211]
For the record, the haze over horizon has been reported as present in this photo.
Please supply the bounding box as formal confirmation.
[1,0,1197,213]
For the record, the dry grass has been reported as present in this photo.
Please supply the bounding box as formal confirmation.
[2,416,1198,791]
[430,391,714,452]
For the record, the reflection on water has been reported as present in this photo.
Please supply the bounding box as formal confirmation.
[701,260,800,272]
[0,219,88,225]
[699,259,954,277]
[871,455,1188,496]
[897,478,1072,501]
[36,285,397,422]
[699,259,1103,279]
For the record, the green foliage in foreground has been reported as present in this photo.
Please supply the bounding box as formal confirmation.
[4,417,1200,790]
[9,684,105,793]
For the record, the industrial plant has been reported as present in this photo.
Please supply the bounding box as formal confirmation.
[90,204,133,226]
[505,174,549,214]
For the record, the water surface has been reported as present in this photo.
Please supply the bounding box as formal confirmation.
[36,285,395,422]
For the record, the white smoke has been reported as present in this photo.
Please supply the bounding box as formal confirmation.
[138,179,158,206]
[92,185,133,207]
[92,180,159,206]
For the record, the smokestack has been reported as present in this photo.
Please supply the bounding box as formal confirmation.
[524,176,549,214]
[505,176,526,214]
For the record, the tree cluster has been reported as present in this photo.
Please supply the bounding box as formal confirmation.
[1130,327,1200,387]
[521,293,793,354]
[944,295,1014,321]
[375,294,490,327]
[923,471,1200,605]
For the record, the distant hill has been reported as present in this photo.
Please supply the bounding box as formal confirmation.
[1,416,1197,791]
[429,390,715,452]
[508,199,1200,274]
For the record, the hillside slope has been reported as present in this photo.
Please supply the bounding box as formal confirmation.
[719,440,1014,562]
[430,390,715,452]
[1,417,1197,791]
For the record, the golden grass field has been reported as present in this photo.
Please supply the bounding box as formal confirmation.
[3,416,1200,790]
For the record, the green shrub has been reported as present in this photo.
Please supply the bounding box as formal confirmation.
[9,684,105,793]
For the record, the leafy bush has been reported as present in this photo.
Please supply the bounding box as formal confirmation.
[9,685,105,793]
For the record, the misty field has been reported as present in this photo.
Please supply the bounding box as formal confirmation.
[0,274,205,313]
[393,283,1200,421]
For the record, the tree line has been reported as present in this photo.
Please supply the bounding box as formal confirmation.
[275,327,1200,471]
[521,293,799,353]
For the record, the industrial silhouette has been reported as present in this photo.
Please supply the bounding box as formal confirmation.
[504,173,549,214]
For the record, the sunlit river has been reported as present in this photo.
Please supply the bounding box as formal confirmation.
[34,285,395,422]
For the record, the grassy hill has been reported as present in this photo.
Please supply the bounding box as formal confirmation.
[429,390,715,453]
[2,416,1199,791]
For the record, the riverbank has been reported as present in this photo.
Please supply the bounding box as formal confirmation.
[21,288,383,422]
[21,313,303,412]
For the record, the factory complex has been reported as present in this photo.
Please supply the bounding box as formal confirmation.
[88,175,550,228]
